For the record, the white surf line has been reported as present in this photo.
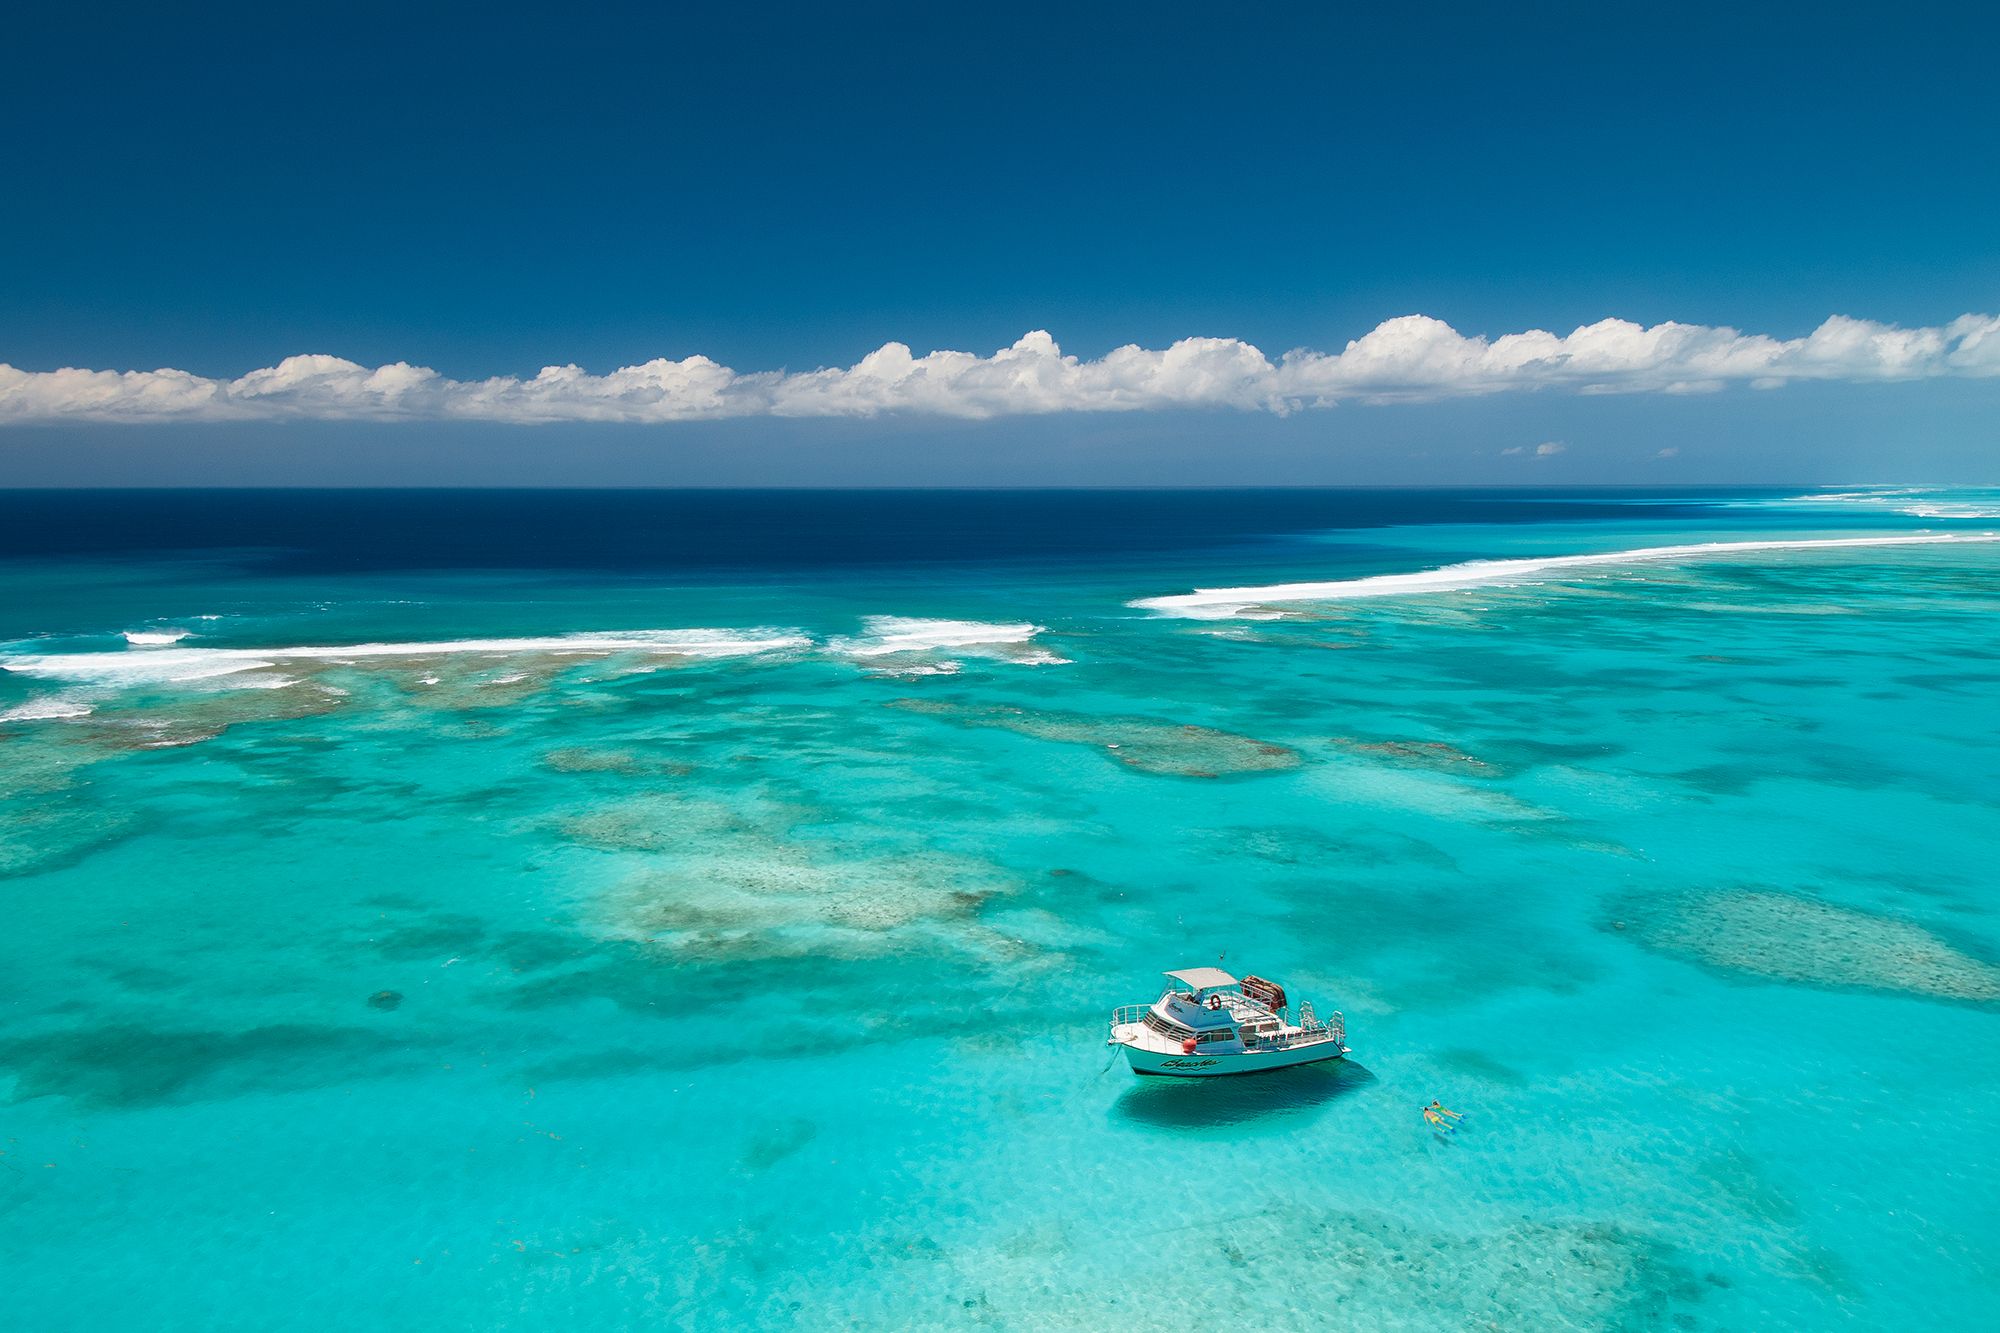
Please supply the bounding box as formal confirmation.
[825,616,1047,658]
[1130,533,2000,619]
[0,628,813,684]
[0,696,95,722]
[1758,488,2000,520]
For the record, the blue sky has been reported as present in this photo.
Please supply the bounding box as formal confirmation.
[1,2,1994,484]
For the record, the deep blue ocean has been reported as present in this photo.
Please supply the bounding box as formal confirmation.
[2,485,1997,1329]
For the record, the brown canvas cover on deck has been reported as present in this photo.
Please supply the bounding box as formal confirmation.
[1240,975,1287,1010]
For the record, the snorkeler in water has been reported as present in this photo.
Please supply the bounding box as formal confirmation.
[1422,1100,1463,1131]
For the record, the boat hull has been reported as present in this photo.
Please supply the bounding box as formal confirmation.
[1115,1030,1348,1077]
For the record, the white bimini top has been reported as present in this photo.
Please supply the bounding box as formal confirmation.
[1162,966,1237,991]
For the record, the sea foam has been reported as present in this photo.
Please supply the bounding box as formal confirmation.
[1130,533,2000,619]
[1761,487,2000,520]
[0,696,95,722]
[826,617,1063,663]
[0,628,812,686]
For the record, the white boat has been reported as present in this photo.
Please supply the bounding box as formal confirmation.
[1107,967,1348,1077]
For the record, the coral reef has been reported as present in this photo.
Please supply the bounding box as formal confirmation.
[889,699,1299,778]
[1615,888,2000,1003]
[1330,736,1501,777]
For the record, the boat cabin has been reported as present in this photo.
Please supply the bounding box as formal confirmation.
[1140,967,1303,1054]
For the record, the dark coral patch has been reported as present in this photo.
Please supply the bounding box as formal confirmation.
[1612,888,2000,1003]
[0,1022,422,1108]
[1330,736,1501,777]
[889,698,1300,778]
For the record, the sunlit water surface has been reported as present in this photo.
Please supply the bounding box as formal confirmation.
[2,487,1997,1329]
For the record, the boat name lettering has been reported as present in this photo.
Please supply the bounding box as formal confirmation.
[1160,1058,1220,1069]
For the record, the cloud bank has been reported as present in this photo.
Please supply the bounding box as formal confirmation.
[3,313,1996,426]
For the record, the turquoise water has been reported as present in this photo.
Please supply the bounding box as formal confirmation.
[2,487,1998,1329]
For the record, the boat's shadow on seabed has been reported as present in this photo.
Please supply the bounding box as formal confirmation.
[1111,1060,1377,1134]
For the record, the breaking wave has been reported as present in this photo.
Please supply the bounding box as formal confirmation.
[0,696,95,722]
[1130,533,2000,619]
[1755,486,2000,521]
[0,619,1071,694]
[825,617,1059,663]
[0,628,813,686]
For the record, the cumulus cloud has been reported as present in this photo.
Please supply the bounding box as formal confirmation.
[3,312,1996,426]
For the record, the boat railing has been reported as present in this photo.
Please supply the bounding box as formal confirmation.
[1108,1003,1151,1032]
[1112,994,1345,1049]
[1246,1007,1344,1049]
[1303,1009,1345,1046]
[1214,986,1275,1015]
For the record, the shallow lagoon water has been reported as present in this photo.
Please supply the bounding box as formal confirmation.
[1,487,1997,1329]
